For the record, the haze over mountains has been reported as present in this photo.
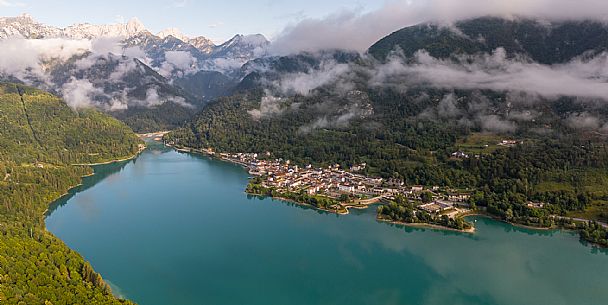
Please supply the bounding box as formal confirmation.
[0,14,269,131]
[0,2,607,134]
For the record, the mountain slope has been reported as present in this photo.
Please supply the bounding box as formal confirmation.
[0,83,140,304]
[169,17,608,228]
[173,70,237,100]
[369,17,608,64]
[47,54,202,132]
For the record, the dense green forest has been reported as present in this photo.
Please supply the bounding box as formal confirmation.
[0,83,140,304]
[166,87,608,245]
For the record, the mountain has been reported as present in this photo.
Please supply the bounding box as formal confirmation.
[0,14,269,72]
[189,36,216,54]
[173,70,238,100]
[236,50,361,91]
[169,17,608,227]
[211,34,269,60]
[0,15,263,132]
[124,31,209,66]
[0,83,139,304]
[369,17,608,64]
[156,28,215,54]
[47,54,203,132]
[0,13,146,39]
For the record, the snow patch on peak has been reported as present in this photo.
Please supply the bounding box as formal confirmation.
[0,14,148,39]
[240,34,269,46]
[157,27,189,42]
[126,17,146,34]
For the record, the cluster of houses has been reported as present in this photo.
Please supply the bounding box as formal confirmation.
[218,152,473,215]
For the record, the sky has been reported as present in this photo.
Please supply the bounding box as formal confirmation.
[2,0,607,51]
[0,0,386,43]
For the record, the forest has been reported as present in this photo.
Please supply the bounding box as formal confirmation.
[0,83,140,304]
[166,85,608,246]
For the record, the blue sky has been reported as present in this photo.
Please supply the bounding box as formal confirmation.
[0,0,386,43]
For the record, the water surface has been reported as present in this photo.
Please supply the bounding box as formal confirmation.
[46,145,608,305]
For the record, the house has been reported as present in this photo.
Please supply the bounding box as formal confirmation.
[355,185,368,194]
[447,192,471,202]
[338,184,356,194]
[387,178,404,187]
[418,201,453,214]
[451,151,469,159]
[411,186,424,193]
[306,187,319,195]
[527,202,545,209]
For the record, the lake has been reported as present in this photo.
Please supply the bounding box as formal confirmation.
[46,144,608,305]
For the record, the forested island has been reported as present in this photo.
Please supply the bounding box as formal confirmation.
[0,84,142,304]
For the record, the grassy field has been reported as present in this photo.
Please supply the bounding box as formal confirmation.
[456,133,508,155]
[533,168,608,222]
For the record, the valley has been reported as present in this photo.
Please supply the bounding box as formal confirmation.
[1,4,608,305]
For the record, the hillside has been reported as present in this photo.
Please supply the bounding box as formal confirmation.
[369,17,608,63]
[0,83,140,304]
[168,17,608,229]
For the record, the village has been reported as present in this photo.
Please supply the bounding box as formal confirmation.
[208,150,474,218]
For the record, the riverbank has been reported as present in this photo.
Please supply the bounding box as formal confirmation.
[71,144,146,166]
[172,144,480,233]
[377,216,477,233]
[167,143,608,244]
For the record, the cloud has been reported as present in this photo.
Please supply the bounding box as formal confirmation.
[248,93,285,120]
[158,51,198,77]
[272,60,352,96]
[370,49,608,100]
[270,0,608,55]
[566,112,602,130]
[478,115,517,133]
[437,93,461,118]
[0,36,191,110]
[130,87,193,109]
[0,38,91,80]
[201,57,248,74]
[61,77,104,109]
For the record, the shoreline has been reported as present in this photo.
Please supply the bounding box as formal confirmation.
[168,143,608,242]
[249,193,351,215]
[43,152,145,216]
[377,216,476,234]
[71,145,146,166]
[39,147,148,300]
[462,212,559,231]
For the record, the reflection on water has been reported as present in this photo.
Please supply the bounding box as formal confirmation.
[45,146,608,305]
[46,160,133,216]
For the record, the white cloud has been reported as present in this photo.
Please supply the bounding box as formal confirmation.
[248,93,285,120]
[273,60,352,96]
[158,51,198,77]
[271,0,608,55]
[61,78,104,109]
[370,49,608,100]
[0,38,90,80]
[567,112,602,130]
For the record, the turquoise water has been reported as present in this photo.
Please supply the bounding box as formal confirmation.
[46,145,608,305]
